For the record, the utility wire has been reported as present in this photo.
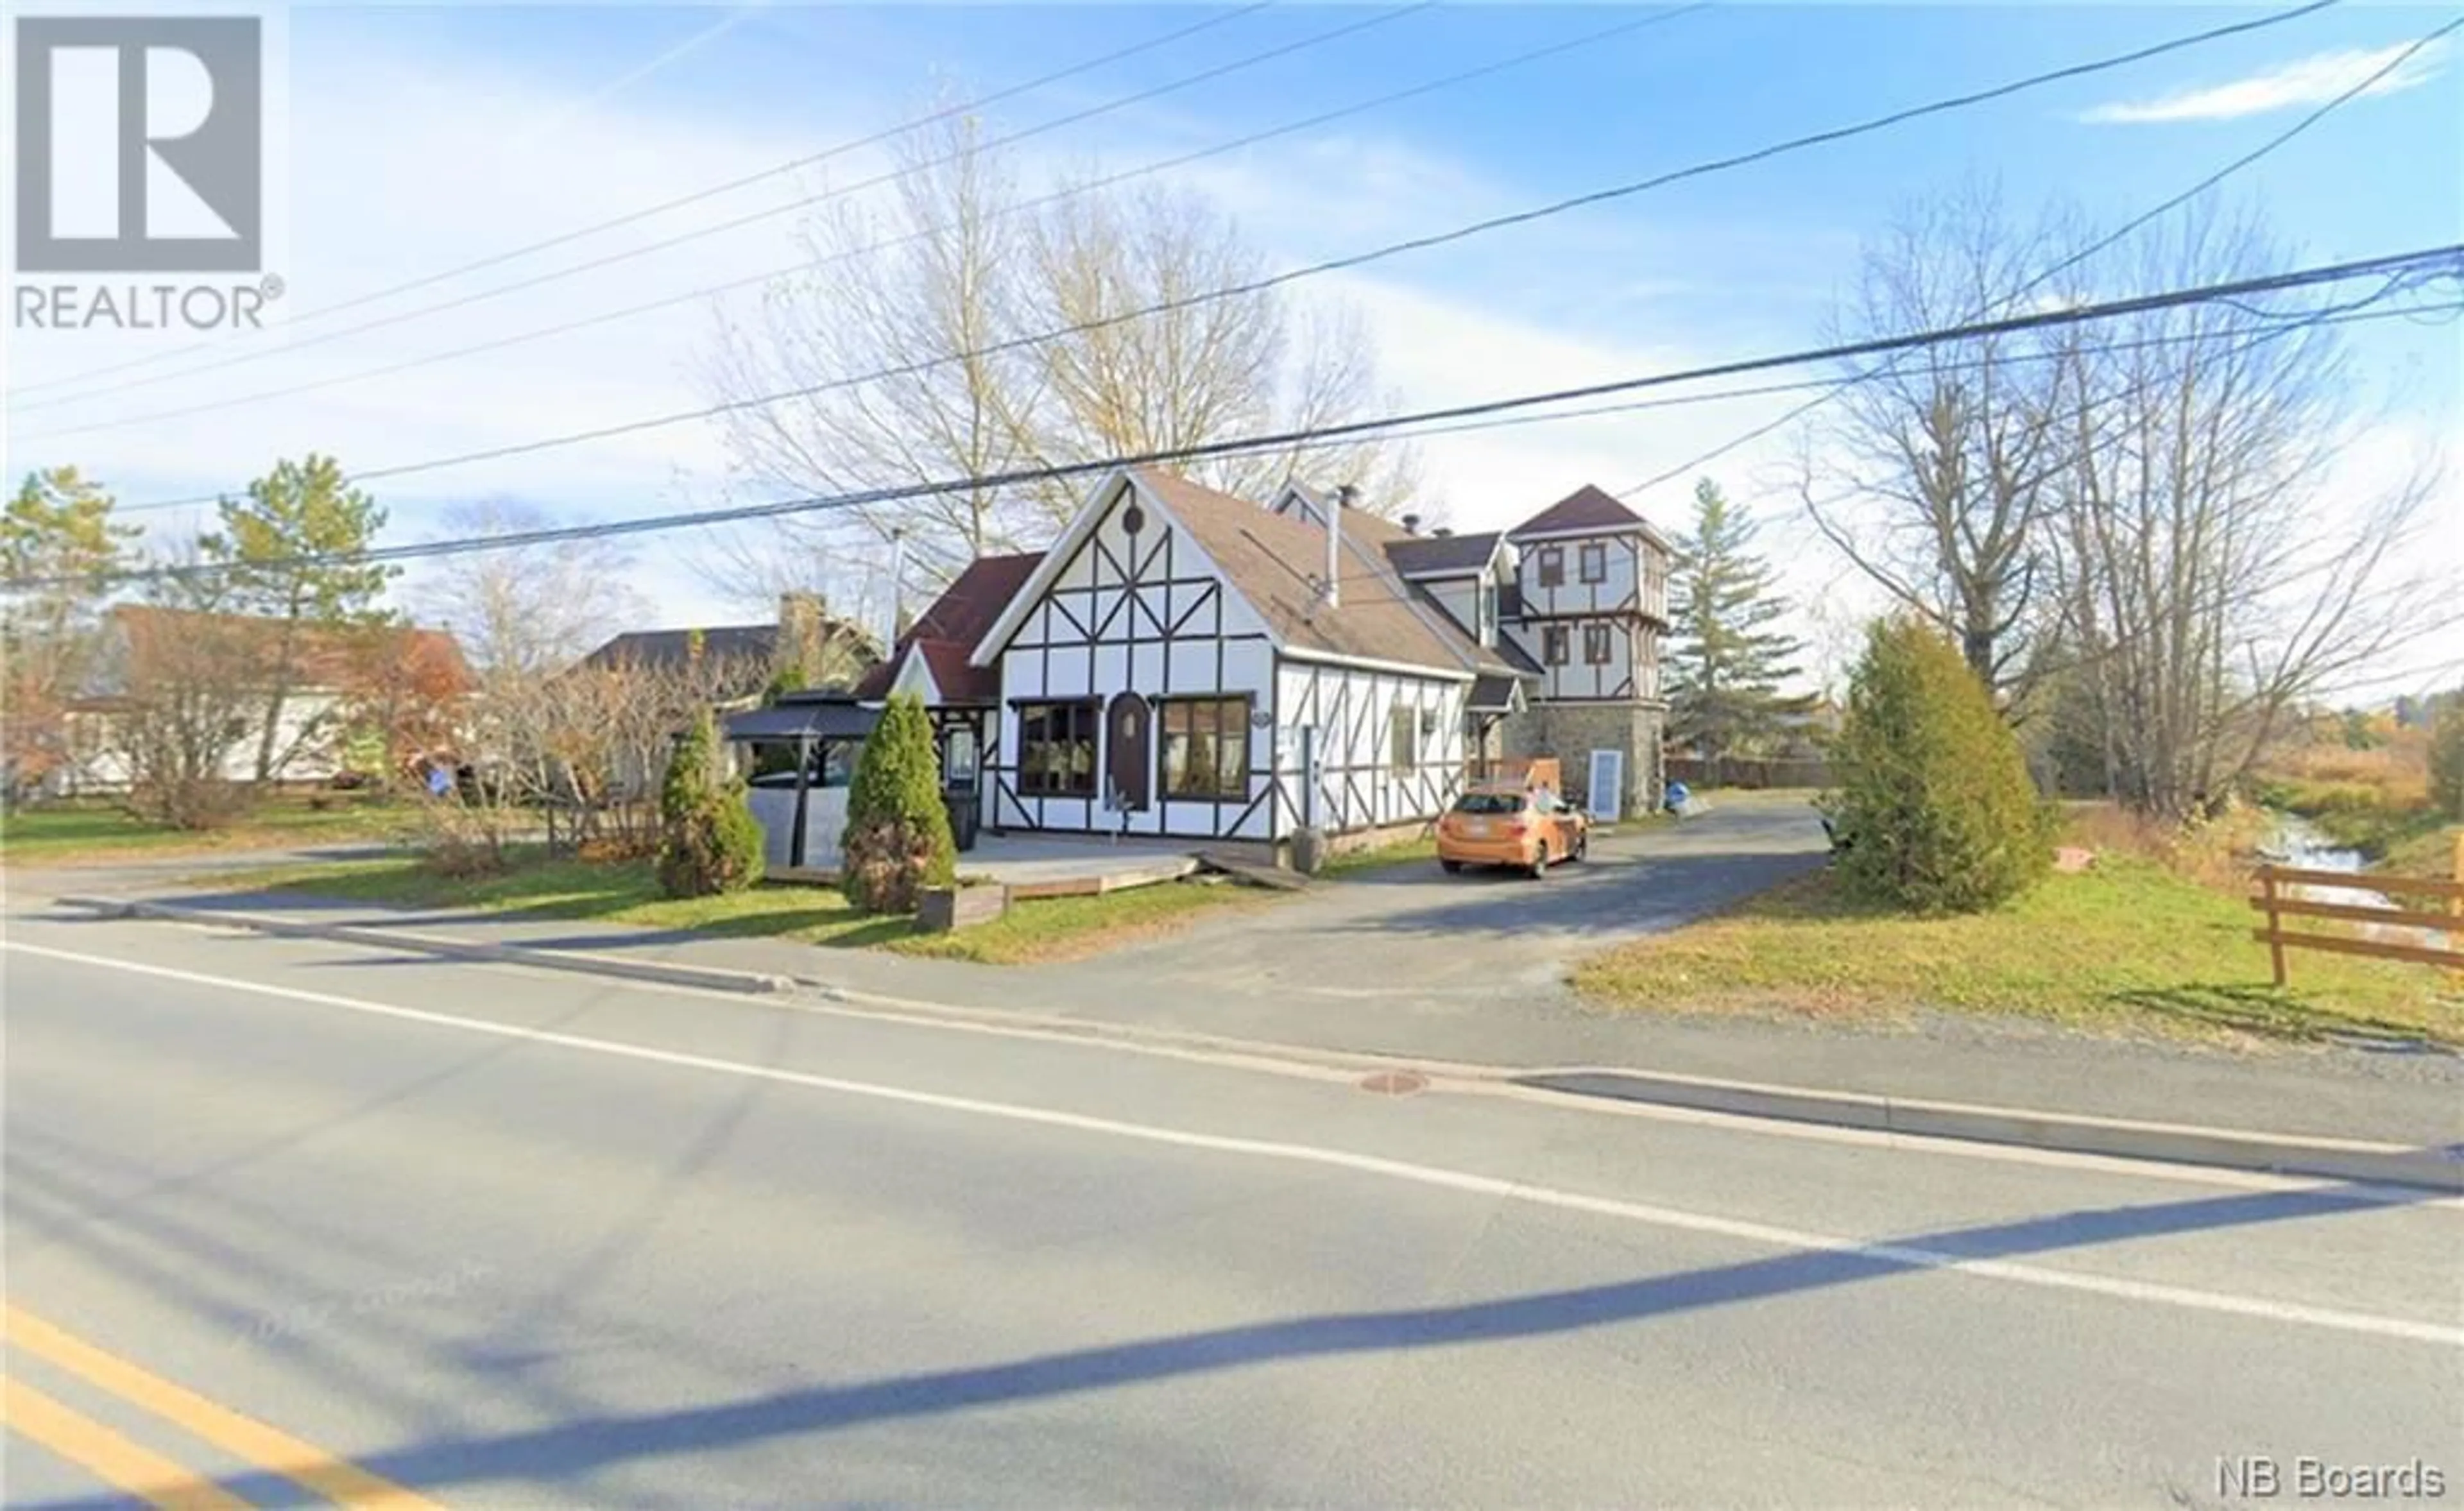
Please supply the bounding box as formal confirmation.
[8,2,1278,402]
[14,3,1429,416]
[92,0,2357,513]
[54,244,2457,590]
[1359,296,2456,452]
[1613,7,2452,500]
[26,4,1713,443]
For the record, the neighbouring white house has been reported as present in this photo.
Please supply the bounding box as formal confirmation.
[839,465,1673,862]
[56,606,472,794]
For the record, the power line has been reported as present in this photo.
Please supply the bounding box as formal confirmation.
[104,295,2454,542]
[1613,7,2454,501]
[1367,296,2457,451]
[26,4,1713,445]
[14,3,1430,418]
[93,0,2356,513]
[7,3,1278,403]
[59,244,2458,590]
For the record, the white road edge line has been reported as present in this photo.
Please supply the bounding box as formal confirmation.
[118,910,2451,1202]
[9,938,2458,1349]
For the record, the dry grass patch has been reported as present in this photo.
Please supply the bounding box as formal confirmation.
[1574,858,2461,1049]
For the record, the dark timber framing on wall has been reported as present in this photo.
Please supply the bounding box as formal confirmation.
[982,490,1279,841]
[1271,657,1461,837]
[1511,529,1662,705]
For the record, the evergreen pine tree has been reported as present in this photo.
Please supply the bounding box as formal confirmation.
[1666,478,1809,777]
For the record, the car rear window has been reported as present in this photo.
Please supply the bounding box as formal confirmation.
[1453,791,1526,815]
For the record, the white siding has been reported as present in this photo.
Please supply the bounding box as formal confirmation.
[1271,659,1467,836]
[60,690,346,792]
[1506,529,1668,704]
[987,477,1281,841]
[1514,531,1646,620]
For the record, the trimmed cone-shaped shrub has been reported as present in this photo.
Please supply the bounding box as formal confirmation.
[1823,617,2051,914]
[656,709,765,898]
[841,692,956,914]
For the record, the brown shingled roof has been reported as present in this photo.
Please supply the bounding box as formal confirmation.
[857,551,1040,701]
[1510,484,1648,538]
[1383,530,1503,579]
[1132,468,1512,678]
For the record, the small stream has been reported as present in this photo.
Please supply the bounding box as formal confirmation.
[2259,811,2445,950]
[2257,811,2368,874]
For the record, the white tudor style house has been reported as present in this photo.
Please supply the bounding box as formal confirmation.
[849,465,1672,860]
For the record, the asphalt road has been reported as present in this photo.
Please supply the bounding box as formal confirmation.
[1065,792,1832,1010]
[4,907,2460,1509]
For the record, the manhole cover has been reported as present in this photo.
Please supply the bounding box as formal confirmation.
[1356,1070,1428,1097]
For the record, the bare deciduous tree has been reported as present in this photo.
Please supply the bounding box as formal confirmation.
[407,500,648,683]
[697,104,1418,600]
[95,552,266,828]
[2039,207,2452,817]
[1815,189,2456,817]
[1798,183,2071,705]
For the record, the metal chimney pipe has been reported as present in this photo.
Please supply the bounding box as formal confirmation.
[1326,484,1357,610]
[884,527,907,651]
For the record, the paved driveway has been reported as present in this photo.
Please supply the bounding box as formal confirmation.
[1063,792,1829,1013]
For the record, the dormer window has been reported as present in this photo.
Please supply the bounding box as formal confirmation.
[1475,579,1498,647]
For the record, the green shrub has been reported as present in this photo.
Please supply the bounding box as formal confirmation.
[1822,617,2052,914]
[840,692,955,914]
[656,710,764,898]
[2431,694,2464,821]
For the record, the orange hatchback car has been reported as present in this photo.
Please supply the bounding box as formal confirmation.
[1435,782,1589,878]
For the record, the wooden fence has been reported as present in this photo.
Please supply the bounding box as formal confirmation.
[1664,756,1832,790]
[2250,855,2464,987]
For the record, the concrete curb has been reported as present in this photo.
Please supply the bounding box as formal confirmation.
[787,982,2464,1193]
[53,896,798,997]
[1511,1070,2464,1193]
[52,894,2463,1193]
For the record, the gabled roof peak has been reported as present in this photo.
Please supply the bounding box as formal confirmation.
[1509,484,1648,539]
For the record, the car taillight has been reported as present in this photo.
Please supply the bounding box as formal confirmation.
[1500,821,1526,837]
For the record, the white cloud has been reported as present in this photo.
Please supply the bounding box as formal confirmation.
[2080,40,2449,124]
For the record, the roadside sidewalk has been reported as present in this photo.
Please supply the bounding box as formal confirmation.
[20,866,2461,1163]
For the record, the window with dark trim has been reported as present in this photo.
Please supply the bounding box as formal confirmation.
[1584,623,1613,665]
[1390,703,1418,776]
[1475,579,1498,647]
[1543,625,1570,666]
[1579,542,1607,583]
[1159,697,1250,799]
[1537,546,1565,587]
[1016,701,1097,796]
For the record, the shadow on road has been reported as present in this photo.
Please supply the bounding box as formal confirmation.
[16,1174,2437,1510]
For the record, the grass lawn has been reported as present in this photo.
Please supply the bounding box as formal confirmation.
[1573,857,2463,1049]
[0,798,415,866]
[248,851,1269,965]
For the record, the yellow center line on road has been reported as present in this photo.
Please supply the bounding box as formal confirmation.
[1,1376,252,1511]
[3,1304,443,1509]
